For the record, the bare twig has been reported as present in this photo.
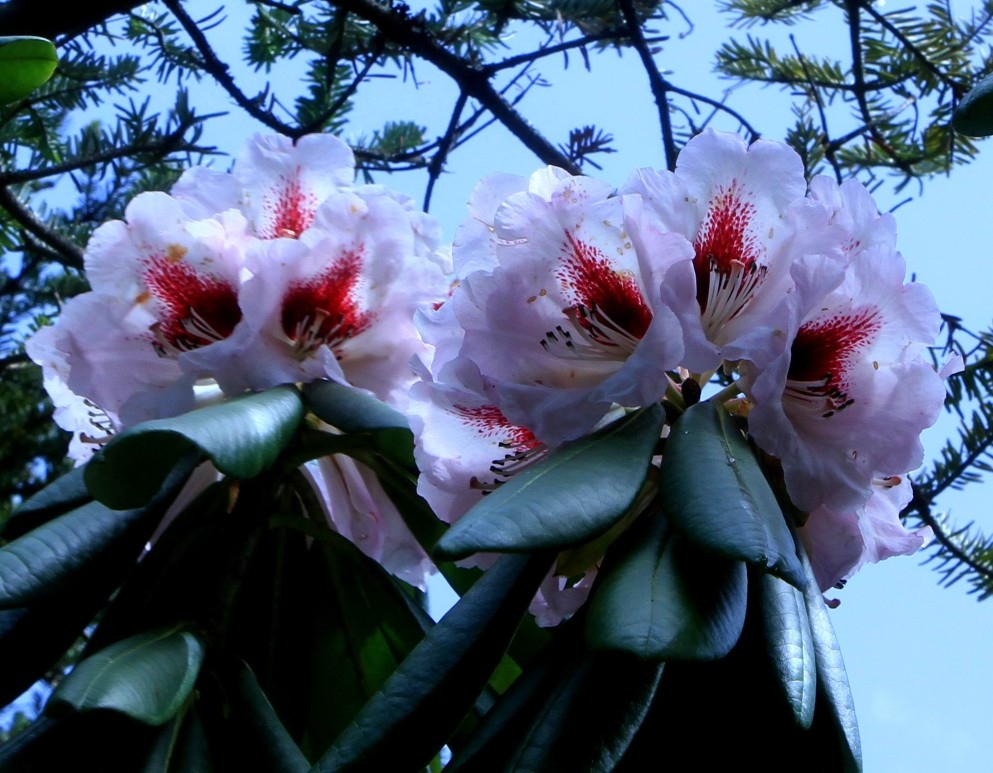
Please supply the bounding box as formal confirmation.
[424,92,468,211]
[616,0,677,170]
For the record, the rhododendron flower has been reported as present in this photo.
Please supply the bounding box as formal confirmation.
[26,131,447,591]
[171,132,355,237]
[409,370,549,524]
[742,240,944,513]
[84,193,248,361]
[444,166,690,445]
[25,293,195,449]
[304,454,434,590]
[622,128,842,374]
[182,185,446,406]
[410,348,624,625]
[799,475,932,592]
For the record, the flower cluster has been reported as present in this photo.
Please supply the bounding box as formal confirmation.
[411,129,945,607]
[28,133,448,587]
[28,129,947,621]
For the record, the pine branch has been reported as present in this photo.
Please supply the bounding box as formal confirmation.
[616,0,677,170]
[0,117,208,186]
[331,0,579,172]
[0,187,84,272]
[163,0,301,137]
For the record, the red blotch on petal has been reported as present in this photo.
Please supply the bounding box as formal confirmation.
[281,249,374,358]
[787,307,882,417]
[143,258,241,351]
[454,404,541,453]
[790,309,880,385]
[693,182,759,313]
[557,232,652,343]
[260,173,317,239]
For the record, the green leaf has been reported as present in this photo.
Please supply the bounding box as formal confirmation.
[227,662,309,773]
[436,405,664,560]
[48,623,206,727]
[450,625,662,771]
[0,454,199,609]
[0,596,105,708]
[953,73,993,136]
[585,508,747,660]
[313,552,553,771]
[0,712,158,770]
[660,400,804,587]
[142,706,212,773]
[300,531,430,757]
[0,37,57,105]
[4,465,91,540]
[0,501,143,609]
[758,572,816,728]
[0,457,201,705]
[302,380,414,467]
[85,386,304,509]
[800,549,862,772]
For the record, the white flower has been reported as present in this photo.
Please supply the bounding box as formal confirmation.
[444,166,689,445]
[622,128,842,374]
[182,185,446,405]
[743,241,944,512]
[304,455,435,590]
[799,476,932,592]
[171,132,355,238]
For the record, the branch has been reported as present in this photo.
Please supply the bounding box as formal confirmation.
[616,0,677,170]
[910,483,993,595]
[857,0,961,94]
[666,83,761,142]
[0,187,84,271]
[424,92,468,211]
[330,0,579,173]
[484,29,665,73]
[0,118,209,186]
[843,0,914,177]
[163,0,301,137]
[788,33,842,182]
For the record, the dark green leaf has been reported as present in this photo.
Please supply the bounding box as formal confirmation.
[0,597,103,708]
[302,380,409,433]
[142,706,213,773]
[800,550,862,772]
[48,623,206,727]
[436,405,664,560]
[85,386,304,509]
[451,623,662,772]
[300,531,430,757]
[661,400,804,586]
[0,454,199,609]
[4,465,91,539]
[313,552,553,771]
[0,712,158,771]
[302,380,414,467]
[953,73,993,136]
[0,36,57,104]
[586,508,747,660]
[227,662,309,773]
[758,572,816,728]
[0,501,144,609]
